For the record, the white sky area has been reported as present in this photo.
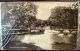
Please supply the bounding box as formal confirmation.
[34,2,74,20]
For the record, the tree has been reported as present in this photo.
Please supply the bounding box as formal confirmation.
[8,2,38,34]
[1,2,38,49]
[48,6,78,29]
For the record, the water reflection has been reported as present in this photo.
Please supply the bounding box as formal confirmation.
[9,27,77,50]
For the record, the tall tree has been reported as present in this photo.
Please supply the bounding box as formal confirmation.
[8,2,38,34]
[48,6,78,29]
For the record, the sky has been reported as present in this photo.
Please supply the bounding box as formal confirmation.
[34,2,74,20]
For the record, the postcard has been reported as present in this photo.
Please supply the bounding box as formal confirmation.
[0,1,79,50]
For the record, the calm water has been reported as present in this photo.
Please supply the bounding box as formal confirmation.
[20,27,59,50]
[11,27,76,50]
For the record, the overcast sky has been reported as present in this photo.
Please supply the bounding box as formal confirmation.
[34,2,74,20]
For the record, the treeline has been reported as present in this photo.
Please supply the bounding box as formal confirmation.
[44,2,78,29]
[2,2,78,31]
[48,6,78,29]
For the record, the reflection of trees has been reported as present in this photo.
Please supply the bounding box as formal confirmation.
[47,3,78,50]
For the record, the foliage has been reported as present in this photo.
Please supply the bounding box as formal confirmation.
[48,6,78,29]
[35,19,47,27]
[8,2,38,30]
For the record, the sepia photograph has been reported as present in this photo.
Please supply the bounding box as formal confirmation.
[0,2,79,50]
